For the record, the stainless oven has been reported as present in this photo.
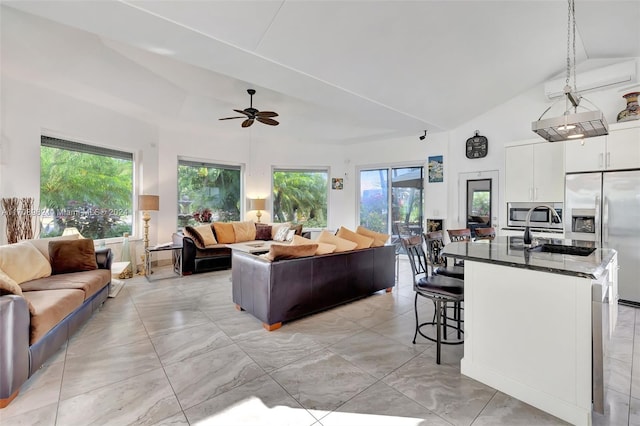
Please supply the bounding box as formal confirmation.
[507,202,563,230]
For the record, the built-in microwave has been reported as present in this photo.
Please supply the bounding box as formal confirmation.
[507,202,564,230]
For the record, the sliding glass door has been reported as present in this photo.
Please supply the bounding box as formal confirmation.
[359,166,424,235]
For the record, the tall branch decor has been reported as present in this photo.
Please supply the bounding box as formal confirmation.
[2,197,36,243]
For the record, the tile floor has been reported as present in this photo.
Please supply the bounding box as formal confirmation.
[1,259,638,426]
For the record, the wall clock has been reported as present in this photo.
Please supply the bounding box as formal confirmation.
[466,131,488,159]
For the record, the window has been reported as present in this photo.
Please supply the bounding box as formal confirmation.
[359,166,423,234]
[40,136,133,240]
[177,160,241,227]
[272,169,328,227]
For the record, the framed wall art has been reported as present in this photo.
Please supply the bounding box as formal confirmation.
[428,155,443,183]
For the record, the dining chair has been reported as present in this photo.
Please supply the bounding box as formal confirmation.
[402,235,464,364]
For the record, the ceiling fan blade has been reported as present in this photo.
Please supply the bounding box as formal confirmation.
[256,111,278,118]
[242,118,254,128]
[257,117,279,126]
[234,109,252,117]
[219,116,245,120]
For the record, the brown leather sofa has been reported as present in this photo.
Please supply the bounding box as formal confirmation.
[0,246,112,408]
[173,232,231,274]
[231,245,395,330]
[172,224,309,275]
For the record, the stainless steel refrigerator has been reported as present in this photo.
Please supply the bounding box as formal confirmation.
[565,170,640,304]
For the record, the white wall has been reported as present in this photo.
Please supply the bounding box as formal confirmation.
[344,70,640,233]
[0,76,158,249]
[1,4,637,246]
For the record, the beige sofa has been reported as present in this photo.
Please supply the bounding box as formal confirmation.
[0,236,112,408]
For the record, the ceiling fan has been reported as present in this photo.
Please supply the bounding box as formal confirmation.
[219,89,279,127]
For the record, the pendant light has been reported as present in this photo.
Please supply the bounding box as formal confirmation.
[531,0,608,142]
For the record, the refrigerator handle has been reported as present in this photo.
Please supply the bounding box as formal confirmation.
[603,197,609,244]
[595,195,601,244]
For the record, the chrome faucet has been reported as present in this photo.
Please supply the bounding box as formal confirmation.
[523,204,562,246]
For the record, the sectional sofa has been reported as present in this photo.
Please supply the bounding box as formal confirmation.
[232,244,396,330]
[0,236,112,408]
[172,221,304,274]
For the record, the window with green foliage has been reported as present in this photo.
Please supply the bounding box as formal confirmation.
[272,169,328,228]
[177,160,241,228]
[40,136,133,240]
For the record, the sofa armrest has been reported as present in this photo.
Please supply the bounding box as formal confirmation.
[0,295,30,403]
[95,248,113,270]
[179,234,197,274]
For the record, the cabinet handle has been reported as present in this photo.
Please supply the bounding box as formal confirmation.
[529,188,533,201]
[606,152,611,168]
[534,187,538,200]
[598,153,603,168]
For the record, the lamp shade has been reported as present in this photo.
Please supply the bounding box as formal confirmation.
[250,198,266,211]
[62,227,83,238]
[138,195,159,211]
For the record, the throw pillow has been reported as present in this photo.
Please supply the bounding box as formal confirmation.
[288,223,303,236]
[264,243,318,261]
[270,222,290,240]
[26,234,80,260]
[183,226,206,248]
[273,225,290,242]
[232,221,257,243]
[0,268,35,315]
[291,235,336,255]
[255,223,272,241]
[316,230,358,252]
[194,224,217,246]
[336,226,374,249]
[356,226,390,247]
[213,222,236,244]
[285,229,296,242]
[0,241,52,284]
[49,239,98,275]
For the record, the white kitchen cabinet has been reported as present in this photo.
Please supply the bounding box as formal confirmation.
[565,124,640,173]
[505,142,564,202]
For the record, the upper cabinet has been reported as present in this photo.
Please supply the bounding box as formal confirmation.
[565,123,640,173]
[505,141,565,202]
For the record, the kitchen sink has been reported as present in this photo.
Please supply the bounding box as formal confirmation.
[528,244,596,256]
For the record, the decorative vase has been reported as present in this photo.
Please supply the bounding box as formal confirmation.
[121,232,131,263]
[617,92,640,122]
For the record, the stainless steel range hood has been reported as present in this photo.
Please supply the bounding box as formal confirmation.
[532,109,609,142]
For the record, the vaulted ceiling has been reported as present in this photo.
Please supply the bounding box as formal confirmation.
[2,1,639,144]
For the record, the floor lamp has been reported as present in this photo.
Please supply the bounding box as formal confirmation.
[138,194,159,275]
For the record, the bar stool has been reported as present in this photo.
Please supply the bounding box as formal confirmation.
[424,231,464,279]
[474,226,496,240]
[447,228,472,242]
[402,236,464,364]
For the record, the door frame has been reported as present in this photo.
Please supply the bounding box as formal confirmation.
[458,170,500,231]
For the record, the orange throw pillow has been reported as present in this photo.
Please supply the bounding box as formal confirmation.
[356,226,390,247]
[336,226,374,249]
[213,222,236,244]
[291,235,336,255]
[316,230,358,252]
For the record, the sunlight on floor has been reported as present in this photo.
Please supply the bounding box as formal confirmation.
[193,396,425,426]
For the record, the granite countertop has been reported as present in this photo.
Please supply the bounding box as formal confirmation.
[442,236,617,280]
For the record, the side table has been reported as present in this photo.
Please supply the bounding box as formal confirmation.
[145,244,183,281]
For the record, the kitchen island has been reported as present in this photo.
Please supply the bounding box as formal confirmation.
[442,236,617,426]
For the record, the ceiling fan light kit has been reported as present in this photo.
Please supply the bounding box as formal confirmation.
[531,0,608,143]
[219,89,279,127]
